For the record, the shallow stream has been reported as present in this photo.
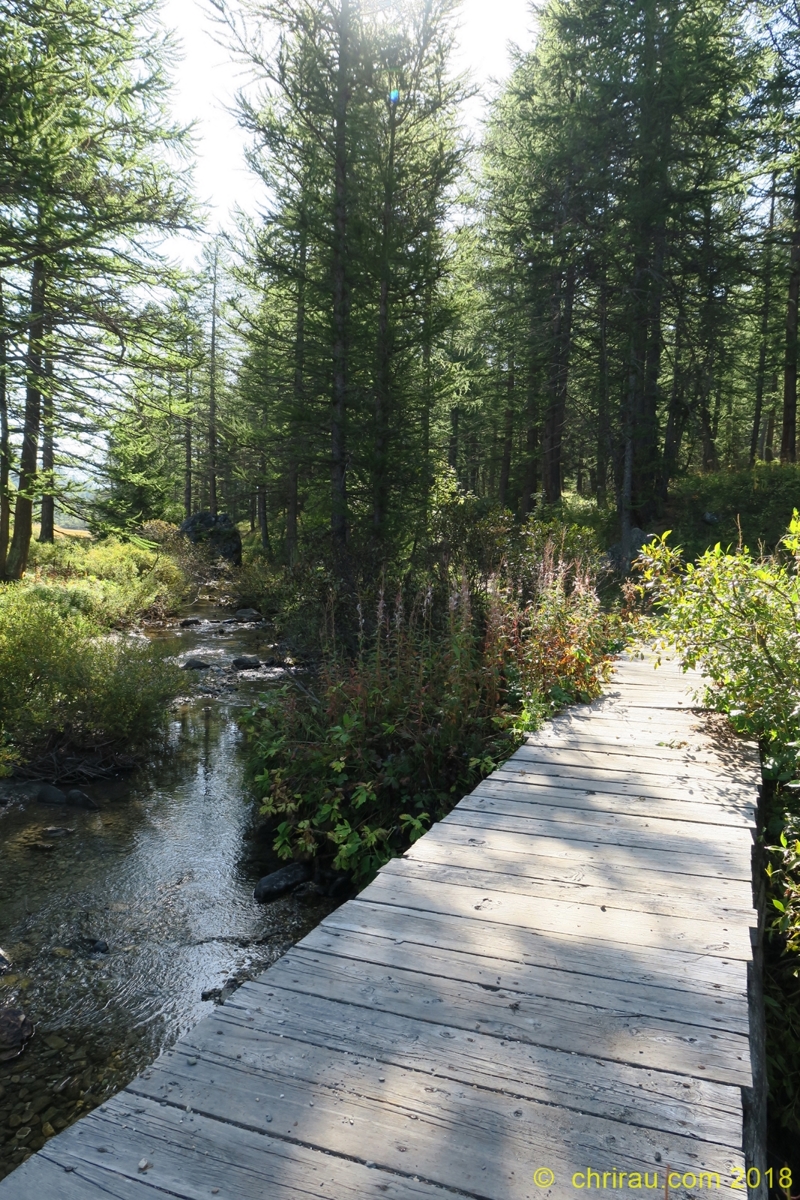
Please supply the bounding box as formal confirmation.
[0,605,332,1180]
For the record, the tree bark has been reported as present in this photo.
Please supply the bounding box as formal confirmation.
[184,413,192,520]
[498,383,514,511]
[38,334,54,543]
[448,406,459,471]
[330,0,351,549]
[373,98,397,544]
[751,179,776,465]
[258,452,270,554]
[6,257,45,579]
[781,170,800,464]
[208,244,219,514]
[0,276,10,574]
[542,263,575,504]
[287,222,306,567]
[596,278,610,506]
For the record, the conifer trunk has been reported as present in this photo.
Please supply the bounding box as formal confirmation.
[781,171,800,464]
[330,0,351,549]
[208,245,219,514]
[373,99,397,544]
[38,332,55,543]
[0,277,10,574]
[287,224,307,566]
[258,452,269,553]
[542,263,575,504]
[751,180,775,465]
[6,257,46,580]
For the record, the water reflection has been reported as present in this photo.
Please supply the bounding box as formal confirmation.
[0,607,330,1178]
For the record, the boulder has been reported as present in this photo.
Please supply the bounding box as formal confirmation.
[231,655,261,671]
[183,658,212,670]
[37,784,67,806]
[234,608,261,623]
[253,862,312,902]
[179,512,242,566]
[605,527,655,573]
[179,617,202,627]
[66,789,99,811]
[0,1007,34,1062]
[91,940,109,954]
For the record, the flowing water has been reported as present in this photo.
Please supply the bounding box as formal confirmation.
[0,606,333,1180]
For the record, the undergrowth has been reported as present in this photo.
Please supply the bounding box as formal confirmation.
[639,518,800,1168]
[0,587,183,772]
[241,522,628,885]
[24,533,190,625]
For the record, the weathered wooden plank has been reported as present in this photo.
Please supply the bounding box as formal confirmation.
[219,980,746,1148]
[299,918,751,1034]
[381,853,755,928]
[506,742,758,788]
[0,653,761,1200]
[403,832,755,910]
[440,806,754,867]
[325,899,750,995]
[424,818,752,881]
[120,1031,742,1200]
[525,731,760,773]
[470,776,755,827]
[246,948,752,1087]
[499,751,757,803]
[462,786,755,839]
[32,1094,464,1200]
[360,871,753,960]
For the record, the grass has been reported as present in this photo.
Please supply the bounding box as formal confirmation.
[0,534,189,775]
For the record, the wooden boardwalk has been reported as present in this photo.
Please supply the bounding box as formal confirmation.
[0,655,764,1200]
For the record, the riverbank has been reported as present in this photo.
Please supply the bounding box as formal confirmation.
[0,607,332,1181]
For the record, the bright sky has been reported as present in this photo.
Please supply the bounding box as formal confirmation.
[160,0,537,259]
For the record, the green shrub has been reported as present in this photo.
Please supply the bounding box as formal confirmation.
[242,534,625,884]
[25,534,189,624]
[639,520,800,1150]
[0,586,183,763]
[664,463,800,561]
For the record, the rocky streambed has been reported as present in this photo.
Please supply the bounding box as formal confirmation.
[0,604,334,1181]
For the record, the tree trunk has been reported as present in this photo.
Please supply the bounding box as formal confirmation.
[38,335,54,543]
[373,99,397,545]
[498,397,514,509]
[596,279,610,506]
[258,452,270,553]
[660,311,687,493]
[781,170,800,464]
[448,406,459,471]
[184,413,192,519]
[287,222,306,567]
[5,257,45,580]
[0,276,10,574]
[208,244,219,514]
[751,179,776,465]
[330,0,350,548]
[542,263,575,504]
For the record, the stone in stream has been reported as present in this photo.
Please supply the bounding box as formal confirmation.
[0,1008,34,1063]
[66,789,99,811]
[182,658,212,670]
[253,861,312,902]
[234,608,262,623]
[231,655,261,671]
[179,617,202,627]
[36,784,67,806]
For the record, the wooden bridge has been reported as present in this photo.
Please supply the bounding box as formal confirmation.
[0,654,765,1199]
